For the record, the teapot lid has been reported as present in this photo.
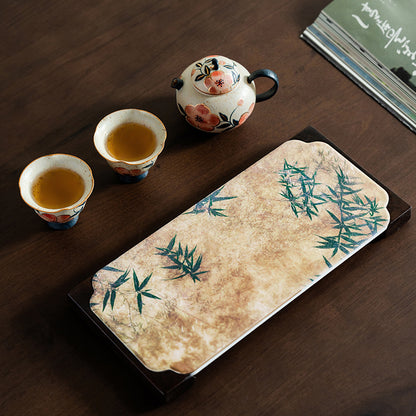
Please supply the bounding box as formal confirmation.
[191,55,241,95]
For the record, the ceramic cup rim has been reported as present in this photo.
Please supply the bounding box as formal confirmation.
[19,153,95,213]
[93,108,167,166]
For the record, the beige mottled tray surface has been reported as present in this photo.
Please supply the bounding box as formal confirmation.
[89,140,390,375]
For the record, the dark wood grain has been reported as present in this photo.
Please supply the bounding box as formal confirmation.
[1,1,415,415]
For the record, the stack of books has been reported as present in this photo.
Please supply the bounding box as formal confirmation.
[301,0,416,133]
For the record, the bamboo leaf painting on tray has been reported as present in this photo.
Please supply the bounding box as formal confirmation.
[90,140,390,375]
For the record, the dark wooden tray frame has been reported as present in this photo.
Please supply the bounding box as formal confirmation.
[68,126,411,402]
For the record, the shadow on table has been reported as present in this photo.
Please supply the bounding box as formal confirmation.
[11,293,167,414]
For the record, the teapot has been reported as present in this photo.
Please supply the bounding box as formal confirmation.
[171,55,279,133]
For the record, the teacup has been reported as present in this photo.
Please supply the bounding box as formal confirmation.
[93,109,167,183]
[19,154,94,230]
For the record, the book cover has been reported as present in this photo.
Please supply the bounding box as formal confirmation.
[323,0,416,92]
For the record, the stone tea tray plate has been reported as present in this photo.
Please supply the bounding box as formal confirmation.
[69,127,410,401]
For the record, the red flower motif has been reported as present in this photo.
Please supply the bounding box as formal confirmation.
[185,104,220,131]
[38,213,57,222]
[37,213,72,223]
[238,102,255,126]
[57,215,72,223]
[204,70,233,95]
[114,167,143,176]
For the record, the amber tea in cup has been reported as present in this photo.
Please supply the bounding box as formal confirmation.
[19,154,94,230]
[94,109,167,183]
[31,167,85,209]
[106,122,157,162]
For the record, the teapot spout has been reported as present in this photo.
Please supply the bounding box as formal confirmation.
[171,78,184,90]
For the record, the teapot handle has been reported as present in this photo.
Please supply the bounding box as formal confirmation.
[247,69,279,103]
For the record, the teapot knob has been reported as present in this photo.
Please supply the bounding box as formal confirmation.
[171,78,184,90]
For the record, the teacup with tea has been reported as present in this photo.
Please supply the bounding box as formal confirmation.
[94,109,167,183]
[19,154,94,230]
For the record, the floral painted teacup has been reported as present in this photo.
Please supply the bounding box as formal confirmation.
[19,154,94,230]
[93,109,167,183]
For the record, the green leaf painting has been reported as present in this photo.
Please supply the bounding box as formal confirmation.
[101,268,160,314]
[278,160,326,219]
[156,235,209,282]
[102,265,124,273]
[280,163,387,264]
[132,271,160,314]
[184,186,237,217]
[102,268,130,312]
[315,168,387,257]
[323,256,333,268]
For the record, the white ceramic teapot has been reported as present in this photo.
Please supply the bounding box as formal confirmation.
[171,55,279,133]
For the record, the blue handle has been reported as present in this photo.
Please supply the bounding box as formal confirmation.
[247,69,279,102]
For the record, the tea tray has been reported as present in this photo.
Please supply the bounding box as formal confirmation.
[69,126,411,401]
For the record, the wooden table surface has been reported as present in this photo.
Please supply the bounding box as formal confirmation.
[1,0,415,414]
